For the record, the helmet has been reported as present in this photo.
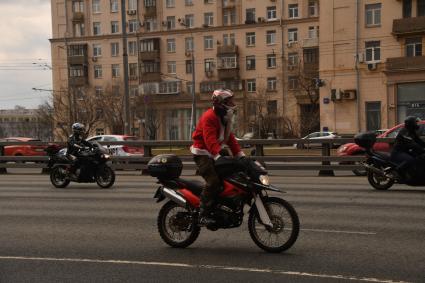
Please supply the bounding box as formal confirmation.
[212,89,235,110]
[404,116,420,132]
[72,122,85,135]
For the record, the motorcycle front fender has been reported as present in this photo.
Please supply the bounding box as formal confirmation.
[253,195,273,228]
[154,186,166,203]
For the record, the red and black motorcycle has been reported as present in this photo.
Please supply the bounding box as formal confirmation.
[148,154,299,253]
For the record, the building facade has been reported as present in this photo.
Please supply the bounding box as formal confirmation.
[50,0,320,139]
[319,0,425,134]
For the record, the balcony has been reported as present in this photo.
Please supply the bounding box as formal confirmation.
[303,37,319,48]
[69,76,88,86]
[140,72,161,82]
[139,50,160,61]
[72,12,84,22]
[385,56,425,72]
[392,16,425,37]
[68,55,87,65]
[200,80,244,93]
[144,6,157,17]
[217,68,239,80]
[217,45,238,55]
[222,0,235,8]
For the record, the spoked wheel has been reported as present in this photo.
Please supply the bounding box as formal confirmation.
[248,197,299,253]
[50,166,70,188]
[157,201,200,248]
[367,170,394,190]
[95,166,115,188]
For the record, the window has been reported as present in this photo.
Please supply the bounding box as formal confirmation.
[403,0,412,18]
[186,82,193,95]
[366,102,381,131]
[267,54,276,68]
[69,66,84,77]
[205,58,215,72]
[246,32,256,46]
[185,0,193,6]
[204,36,213,49]
[129,20,138,33]
[167,38,176,52]
[73,23,85,36]
[112,85,120,96]
[308,26,318,38]
[266,30,276,45]
[73,1,84,12]
[223,9,236,25]
[140,39,157,51]
[247,79,256,92]
[166,16,175,30]
[92,0,100,13]
[204,12,214,26]
[160,81,180,94]
[308,0,318,17]
[111,42,119,56]
[304,48,318,64]
[130,86,139,97]
[267,101,277,114]
[95,86,103,96]
[128,0,137,11]
[288,28,298,42]
[223,33,235,46]
[365,3,381,27]
[246,56,256,70]
[144,0,156,7]
[185,37,194,52]
[96,128,105,135]
[267,77,277,91]
[365,41,381,62]
[186,60,193,73]
[94,65,103,78]
[419,0,425,16]
[288,4,299,18]
[185,14,194,27]
[93,44,102,57]
[129,63,138,78]
[166,0,175,8]
[204,0,214,3]
[288,52,299,66]
[406,37,422,57]
[218,56,237,69]
[141,61,159,73]
[93,22,101,35]
[167,61,176,74]
[145,18,157,32]
[267,6,277,20]
[246,8,256,23]
[288,76,299,90]
[128,41,137,55]
[111,21,119,33]
[112,64,120,78]
[110,0,119,12]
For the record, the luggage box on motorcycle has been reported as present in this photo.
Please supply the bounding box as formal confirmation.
[354,132,376,149]
[147,154,183,179]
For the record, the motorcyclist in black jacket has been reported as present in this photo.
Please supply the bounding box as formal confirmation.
[391,116,425,178]
[67,123,92,178]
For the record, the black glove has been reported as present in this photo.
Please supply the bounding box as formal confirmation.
[219,148,230,156]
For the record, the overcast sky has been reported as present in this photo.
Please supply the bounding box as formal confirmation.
[0,0,52,109]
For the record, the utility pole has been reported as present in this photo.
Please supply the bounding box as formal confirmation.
[121,0,131,135]
[190,45,196,133]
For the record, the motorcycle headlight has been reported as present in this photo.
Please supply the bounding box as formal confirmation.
[259,175,270,186]
[102,154,110,159]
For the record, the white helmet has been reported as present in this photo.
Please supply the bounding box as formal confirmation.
[212,89,234,109]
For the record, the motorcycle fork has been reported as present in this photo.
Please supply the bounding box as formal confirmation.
[253,191,273,228]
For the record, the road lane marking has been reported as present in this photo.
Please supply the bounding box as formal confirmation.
[0,255,409,283]
[302,228,377,235]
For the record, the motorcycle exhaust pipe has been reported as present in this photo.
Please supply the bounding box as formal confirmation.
[362,163,386,177]
[162,187,187,207]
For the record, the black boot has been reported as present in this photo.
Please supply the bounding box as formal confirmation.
[199,194,216,226]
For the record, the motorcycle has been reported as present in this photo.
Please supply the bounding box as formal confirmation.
[355,132,425,190]
[148,154,300,253]
[44,141,115,189]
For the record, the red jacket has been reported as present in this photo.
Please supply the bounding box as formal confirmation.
[191,108,243,158]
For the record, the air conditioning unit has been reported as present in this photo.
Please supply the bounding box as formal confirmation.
[287,42,294,48]
[127,10,137,15]
[367,63,378,71]
[342,90,357,100]
[258,17,265,23]
[92,57,98,62]
[185,51,192,57]
[357,53,364,63]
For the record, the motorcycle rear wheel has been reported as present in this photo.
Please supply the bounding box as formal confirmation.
[157,201,200,248]
[50,166,70,188]
[95,166,115,188]
[248,197,299,253]
[367,170,394,190]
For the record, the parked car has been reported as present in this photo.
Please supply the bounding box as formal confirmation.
[86,135,144,156]
[294,132,340,149]
[4,137,47,156]
[236,132,254,148]
[337,124,425,176]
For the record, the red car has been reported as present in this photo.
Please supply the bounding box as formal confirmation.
[337,122,425,175]
[4,137,47,156]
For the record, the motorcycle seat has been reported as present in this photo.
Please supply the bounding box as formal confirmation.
[375,151,391,160]
[175,178,204,196]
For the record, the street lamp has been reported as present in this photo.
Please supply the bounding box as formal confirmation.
[179,19,197,134]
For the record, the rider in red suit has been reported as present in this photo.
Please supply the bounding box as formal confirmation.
[191,89,245,225]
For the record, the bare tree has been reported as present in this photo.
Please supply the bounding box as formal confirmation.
[133,94,161,140]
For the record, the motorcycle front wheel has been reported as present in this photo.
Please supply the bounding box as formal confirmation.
[157,201,200,248]
[95,165,115,188]
[50,166,70,188]
[367,170,394,190]
[248,197,299,253]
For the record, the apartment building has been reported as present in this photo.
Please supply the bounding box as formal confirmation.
[319,0,425,134]
[50,0,320,139]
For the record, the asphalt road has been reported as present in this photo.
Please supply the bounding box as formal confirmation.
[0,169,424,283]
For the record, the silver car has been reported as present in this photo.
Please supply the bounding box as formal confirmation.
[294,132,340,149]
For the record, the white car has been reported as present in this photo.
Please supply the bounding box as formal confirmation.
[87,135,144,156]
[294,132,340,149]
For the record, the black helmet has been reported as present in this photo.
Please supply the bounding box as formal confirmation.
[72,122,85,135]
[404,116,420,132]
